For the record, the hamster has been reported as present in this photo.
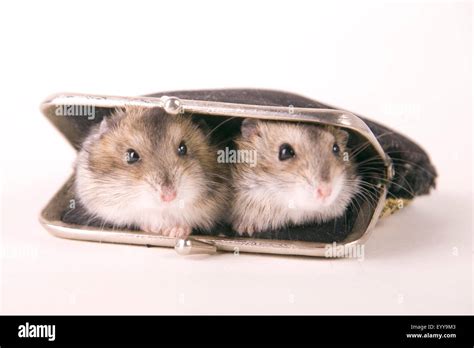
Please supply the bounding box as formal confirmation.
[230,118,361,236]
[74,106,229,238]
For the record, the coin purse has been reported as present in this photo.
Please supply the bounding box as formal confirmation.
[40,89,437,257]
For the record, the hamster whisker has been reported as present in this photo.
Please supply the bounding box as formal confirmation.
[344,181,383,208]
[351,151,436,180]
[203,117,238,140]
[353,187,380,205]
[213,135,241,148]
[352,191,378,212]
[204,172,232,182]
[348,195,365,216]
[356,174,416,198]
[348,131,396,158]
[346,181,379,199]
[389,157,437,177]
[353,157,386,168]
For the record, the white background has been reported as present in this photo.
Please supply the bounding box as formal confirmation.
[0,0,472,314]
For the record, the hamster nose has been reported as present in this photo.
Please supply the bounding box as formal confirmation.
[315,185,332,200]
[160,186,177,202]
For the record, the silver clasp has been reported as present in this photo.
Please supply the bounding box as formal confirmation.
[175,238,217,255]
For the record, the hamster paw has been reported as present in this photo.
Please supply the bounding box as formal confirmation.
[140,224,162,235]
[141,224,192,239]
[233,224,255,237]
[166,226,192,239]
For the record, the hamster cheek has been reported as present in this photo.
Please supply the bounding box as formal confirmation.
[173,170,204,209]
[329,173,345,203]
[277,183,314,212]
[133,183,163,209]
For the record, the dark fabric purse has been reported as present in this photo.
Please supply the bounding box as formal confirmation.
[41,89,437,256]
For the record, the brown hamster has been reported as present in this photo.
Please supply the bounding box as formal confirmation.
[230,119,361,236]
[74,106,229,238]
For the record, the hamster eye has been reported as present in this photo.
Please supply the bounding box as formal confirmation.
[279,143,296,161]
[125,149,140,164]
[332,143,340,155]
[177,141,187,156]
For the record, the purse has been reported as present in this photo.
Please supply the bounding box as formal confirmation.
[40,89,437,257]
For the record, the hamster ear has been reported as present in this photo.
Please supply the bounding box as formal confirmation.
[98,107,126,136]
[196,118,210,135]
[241,118,260,138]
[98,117,110,136]
[336,128,350,147]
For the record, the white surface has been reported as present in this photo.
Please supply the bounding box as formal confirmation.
[0,0,472,314]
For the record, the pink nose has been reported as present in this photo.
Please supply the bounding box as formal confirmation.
[315,185,332,200]
[160,186,177,202]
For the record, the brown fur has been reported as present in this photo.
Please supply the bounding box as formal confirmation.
[231,119,359,235]
[75,107,229,237]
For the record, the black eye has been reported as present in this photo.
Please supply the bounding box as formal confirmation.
[332,143,340,155]
[177,141,187,156]
[125,149,140,164]
[279,143,296,161]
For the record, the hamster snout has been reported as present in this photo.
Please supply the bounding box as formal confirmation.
[230,119,360,236]
[74,106,229,238]
[147,179,176,202]
[315,184,332,200]
[159,186,177,202]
